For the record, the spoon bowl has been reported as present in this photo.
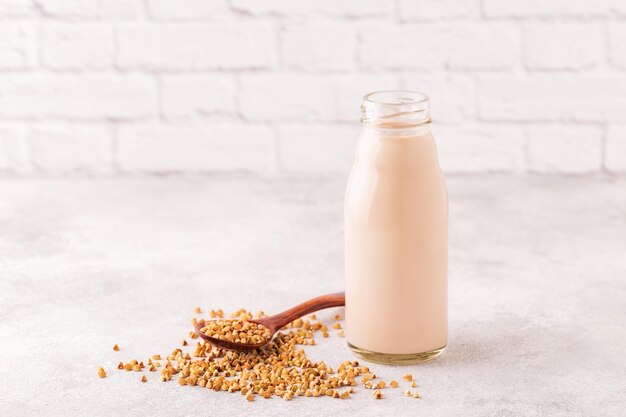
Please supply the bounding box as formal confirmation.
[194,319,273,351]
[195,292,345,351]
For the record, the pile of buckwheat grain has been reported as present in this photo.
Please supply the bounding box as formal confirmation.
[98,307,421,401]
[200,319,272,345]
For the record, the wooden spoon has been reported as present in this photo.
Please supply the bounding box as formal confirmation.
[195,292,345,351]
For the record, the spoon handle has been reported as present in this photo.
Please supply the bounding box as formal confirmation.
[261,292,345,330]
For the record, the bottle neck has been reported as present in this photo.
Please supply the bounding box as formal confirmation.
[362,123,431,138]
[360,90,431,134]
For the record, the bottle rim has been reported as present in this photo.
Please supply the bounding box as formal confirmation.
[361,90,431,127]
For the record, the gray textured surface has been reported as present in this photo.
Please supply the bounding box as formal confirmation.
[1,176,625,417]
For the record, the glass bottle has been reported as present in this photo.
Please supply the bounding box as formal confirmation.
[345,90,448,364]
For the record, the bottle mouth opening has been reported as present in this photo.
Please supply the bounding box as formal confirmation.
[361,90,431,127]
[364,90,429,106]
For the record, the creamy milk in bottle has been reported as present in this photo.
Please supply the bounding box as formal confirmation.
[345,90,448,364]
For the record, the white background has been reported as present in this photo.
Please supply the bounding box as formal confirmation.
[0,0,625,177]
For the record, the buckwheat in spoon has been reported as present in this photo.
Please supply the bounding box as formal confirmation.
[195,292,345,351]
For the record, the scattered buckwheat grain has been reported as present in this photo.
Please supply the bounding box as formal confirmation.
[107,307,427,402]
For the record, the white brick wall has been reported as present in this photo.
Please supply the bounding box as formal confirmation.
[161,75,237,119]
[527,125,603,173]
[609,23,626,69]
[0,124,28,173]
[276,124,359,174]
[606,125,626,172]
[116,23,277,70]
[282,23,357,71]
[0,23,36,69]
[28,123,113,173]
[0,0,624,176]
[147,0,230,21]
[42,23,115,70]
[523,22,603,71]
[0,74,157,119]
[433,124,526,173]
[118,123,272,172]
[36,0,144,20]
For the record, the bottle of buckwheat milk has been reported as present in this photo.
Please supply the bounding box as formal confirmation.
[345,90,448,364]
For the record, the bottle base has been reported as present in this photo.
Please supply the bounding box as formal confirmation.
[347,342,446,365]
